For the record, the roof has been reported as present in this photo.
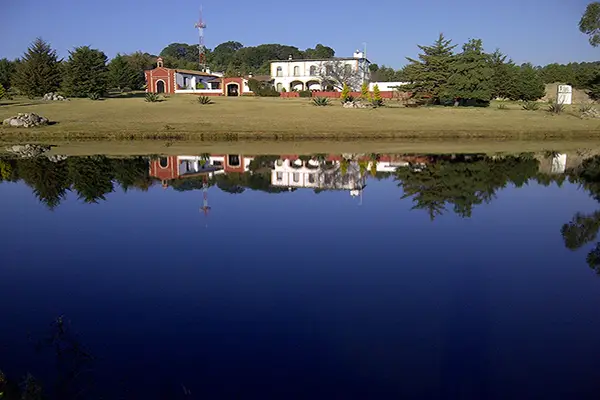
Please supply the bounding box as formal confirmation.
[269,57,370,63]
[245,75,272,82]
[174,68,219,77]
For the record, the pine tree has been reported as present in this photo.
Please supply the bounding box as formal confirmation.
[373,84,382,101]
[361,82,369,99]
[403,33,457,103]
[0,83,5,99]
[489,50,519,100]
[0,58,16,90]
[516,63,545,101]
[12,38,61,97]
[63,46,108,98]
[108,54,138,91]
[340,83,350,101]
[446,39,493,105]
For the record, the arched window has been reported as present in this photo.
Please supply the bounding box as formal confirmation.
[159,157,169,169]
[309,66,317,76]
[276,83,283,92]
[293,66,300,76]
[276,66,283,77]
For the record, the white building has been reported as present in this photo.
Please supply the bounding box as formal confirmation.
[270,51,370,92]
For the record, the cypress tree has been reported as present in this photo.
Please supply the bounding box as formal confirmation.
[108,54,138,91]
[446,39,493,105]
[12,38,61,97]
[63,46,108,97]
[489,50,519,100]
[403,33,457,103]
[516,63,545,101]
[0,83,5,99]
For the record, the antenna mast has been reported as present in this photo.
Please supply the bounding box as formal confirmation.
[194,7,207,72]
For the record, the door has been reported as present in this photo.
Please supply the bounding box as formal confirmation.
[156,80,165,93]
[227,84,239,97]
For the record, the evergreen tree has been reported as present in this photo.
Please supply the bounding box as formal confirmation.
[63,46,108,97]
[122,51,155,90]
[516,63,545,101]
[340,83,350,101]
[0,58,16,90]
[446,39,493,105]
[580,2,600,47]
[403,33,457,103]
[108,54,138,91]
[0,83,5,100]
[361,82,369,99]
[12,38,61,97]
[489,50,519,100]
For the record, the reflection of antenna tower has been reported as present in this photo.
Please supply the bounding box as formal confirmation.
[194,7,207,72]
[199,174,211,226]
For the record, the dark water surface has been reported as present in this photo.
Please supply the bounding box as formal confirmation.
[2,149,600,399]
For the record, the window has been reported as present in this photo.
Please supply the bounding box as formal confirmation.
[276,66,283,77]
[159,157,169,169]
[276,83,283,92]
[228,155,240,167]
[307,174,315,184]
[293,173,300,183]
[309,65,317,76]
[276,172,283,181]
[293,66,300,76]
[183,77,188,87]
[276,159,283,166]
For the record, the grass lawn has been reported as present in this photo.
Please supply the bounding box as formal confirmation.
[1,94,599,141]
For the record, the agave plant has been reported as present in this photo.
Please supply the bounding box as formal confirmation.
[580,103,596,113]
[145,92,160,103]
[312,97,330,106]
[547,102,566,114]
[197,96,213,105]
[88,92,101,100]
[522,101,539,111]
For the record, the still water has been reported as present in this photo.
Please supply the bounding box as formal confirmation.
[1,148,600,399]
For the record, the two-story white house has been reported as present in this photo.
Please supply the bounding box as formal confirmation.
[270,51,370,92]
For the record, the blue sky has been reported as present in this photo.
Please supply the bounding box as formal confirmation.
[0,0,596,68]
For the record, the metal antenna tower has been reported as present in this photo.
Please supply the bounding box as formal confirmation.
[194,7,207,71]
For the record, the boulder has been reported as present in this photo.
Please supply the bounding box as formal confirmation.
[5,144,52,158]
[43,92,68,101]
[2,113,49,128]
[343,101,369,109]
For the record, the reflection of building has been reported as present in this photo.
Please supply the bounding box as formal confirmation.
[537,153,567,174]
[271,158,366,196]
[208,155,254,173]
[149,156,222,188]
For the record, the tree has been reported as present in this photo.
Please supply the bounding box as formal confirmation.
[403,33,457,103]
[63,46,108,97]
[580,2,600,47]
[304,44,335,59]
[340,83,350,101]
[108,54,138,91]
[160,43,200,66]
[318,60,363,90]
[373,84,383,105]
[516,63,545,101]
[0,83,4,100]
[361,82,369,99]
[0,58,16,90]
[446,38,493,105]
[12,38,61,97]
[122,51,155,90]
[489,50,519,100]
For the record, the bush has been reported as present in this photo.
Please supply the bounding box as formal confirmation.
[547,102,566,114]
[580,103,596,113]
[145,92,160,102]
[88,92,101,100]
[312,97,330,106]
[197,96,213,105]
[299,90,312,98]
[371,98,384,108]
[522,101,539,111]
[341,95,355,104]
[0,83,5,99]
[196,82,206,89]
[341,83,350,101]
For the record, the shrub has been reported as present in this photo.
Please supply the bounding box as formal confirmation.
[312,97,330,106]
[361,82,370,100]
[145,92,160,102]
[341,95,355,104]
[196,82,206,89]
[299,90,312,98]
[522,101,539,111]
[547,102,566,115]
[197,96,213,105]
[580,103,596,113]
[0,83,4,99]
[373,84,383,102]
[88,92,101,100]
[282,88,287,93]
[371,98,384,108]
[340,83,350,101]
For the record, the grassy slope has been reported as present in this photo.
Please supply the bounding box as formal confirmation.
[0,95,599,140]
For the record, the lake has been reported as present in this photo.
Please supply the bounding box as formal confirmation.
[1,147,600,399]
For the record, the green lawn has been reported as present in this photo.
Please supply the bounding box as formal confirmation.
[0,94,599,141]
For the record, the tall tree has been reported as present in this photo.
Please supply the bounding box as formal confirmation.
[0,58,17,90]
[12,38,61,97]
[108,54,138,91]
[580,2,600,47]
[489,50,519,100]
[122,51,155,90]
[304,44,335,59]
[446,38,493,104]
[160,43,200,66]
[403,33,457,103]
[516,63,545,101]
[62,46,108,97]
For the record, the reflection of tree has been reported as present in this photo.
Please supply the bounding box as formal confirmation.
[214,171,289,194]
[110,157,153,192]
[562,156,600,273]
[17,158,70,210]
[395,155,540,220]
[68,156,114,203]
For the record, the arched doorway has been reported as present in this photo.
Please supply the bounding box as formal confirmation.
[227,83,239,96]
[156,80,165,93]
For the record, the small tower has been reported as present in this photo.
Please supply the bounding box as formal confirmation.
[157,57,164,68]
